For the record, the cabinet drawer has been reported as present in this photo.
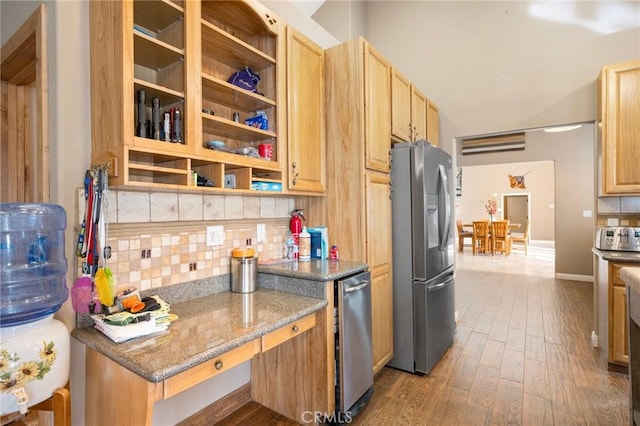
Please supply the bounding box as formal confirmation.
[163,339,260,399]
[262,313,316,352]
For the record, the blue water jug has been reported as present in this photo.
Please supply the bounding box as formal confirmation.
[0,203,68,326]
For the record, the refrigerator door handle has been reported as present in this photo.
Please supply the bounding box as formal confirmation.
[438,164,451,251]
[427,281,448,292]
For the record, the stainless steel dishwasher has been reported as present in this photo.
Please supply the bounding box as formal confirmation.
[334,270,374,419]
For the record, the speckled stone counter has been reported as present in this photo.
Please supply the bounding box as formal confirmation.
[258,259,368,298]
[72,289,327,382]
[592,247,640,263]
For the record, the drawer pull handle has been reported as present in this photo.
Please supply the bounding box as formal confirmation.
[215,361,223,370]
[292,325,299,333]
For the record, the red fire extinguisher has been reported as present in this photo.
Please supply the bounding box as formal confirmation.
[289,209,305,259]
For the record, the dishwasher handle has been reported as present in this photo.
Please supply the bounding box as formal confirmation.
[344,280,369,293]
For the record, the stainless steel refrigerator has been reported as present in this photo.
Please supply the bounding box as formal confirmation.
[389,140,456,374]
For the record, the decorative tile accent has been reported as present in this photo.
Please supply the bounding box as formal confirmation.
[203,195,225,220]
[76,188,296,293]
[150,193,178,222]
[178,194,203,221]
[275,197,291,218]
[243,197,260,219]
[260,197,276,218]
[224,196,244,219]
[621,196,640,213]
[117,191,150,223]
[597,197,620,213]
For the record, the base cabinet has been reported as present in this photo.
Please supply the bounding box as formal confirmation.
[609,262,630,365]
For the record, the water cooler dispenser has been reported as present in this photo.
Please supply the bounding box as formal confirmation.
[0,203,70,416]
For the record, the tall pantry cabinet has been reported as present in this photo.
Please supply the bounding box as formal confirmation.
[305,37,394,373]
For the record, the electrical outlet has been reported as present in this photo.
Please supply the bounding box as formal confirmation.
[206,225,224,246]
[257,223,266,243]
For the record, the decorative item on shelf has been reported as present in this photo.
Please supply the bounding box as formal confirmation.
[482,194,498,222]
[244,110,268,130]
[227,67,262,95]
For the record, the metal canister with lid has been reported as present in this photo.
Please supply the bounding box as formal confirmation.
[230,247,257,293]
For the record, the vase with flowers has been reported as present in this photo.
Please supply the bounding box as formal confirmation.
[482,194,498,222]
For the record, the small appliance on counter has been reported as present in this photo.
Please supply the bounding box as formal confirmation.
[595,226,640,252]
[230,248,257,293]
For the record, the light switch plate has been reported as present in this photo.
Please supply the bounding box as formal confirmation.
[607,218,619,226]
[206,225,224,246]
[257,223,266,243]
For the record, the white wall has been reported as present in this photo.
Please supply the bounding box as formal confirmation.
[315,0,640,155]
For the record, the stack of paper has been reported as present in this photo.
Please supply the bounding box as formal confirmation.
[93,316,168,343]
[91,295,173,343]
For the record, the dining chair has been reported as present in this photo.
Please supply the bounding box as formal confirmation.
[511,219,530,255]
[491,219,511,256]
[456,220,473,252]
[472,220,491,255]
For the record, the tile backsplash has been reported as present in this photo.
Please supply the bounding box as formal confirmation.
[596,195,640,226]
[76,189,297,292]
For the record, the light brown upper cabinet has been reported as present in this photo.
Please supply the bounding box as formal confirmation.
[364,42,392,173]
[391,68,428,143]
[89,0,285,193]
[599,59,640,195]
[411,87,428,142]
[391,69,412,142]
[426,99,440,147]
[286,27,325,194]
[1,5,48,203]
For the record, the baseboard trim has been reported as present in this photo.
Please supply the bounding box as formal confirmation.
[555,273,593,282]
[176,383,251,426]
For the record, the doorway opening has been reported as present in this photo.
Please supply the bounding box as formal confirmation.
[503,194,529,231]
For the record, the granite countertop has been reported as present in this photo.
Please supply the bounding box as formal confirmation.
[620,266,640,295]
[71,289,327,383]
[258,258,368,281]
[592,247,640,263]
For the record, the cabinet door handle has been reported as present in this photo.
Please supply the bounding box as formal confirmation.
[215,361,223,370]
[292,325,299,333]
[291,162,299,186]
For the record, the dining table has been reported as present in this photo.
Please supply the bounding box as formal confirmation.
[463,222,521,255]
[463,222,521,230]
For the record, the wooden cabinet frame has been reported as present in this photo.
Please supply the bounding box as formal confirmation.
[1,5,48,202]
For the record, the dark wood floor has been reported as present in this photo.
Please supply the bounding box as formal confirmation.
[217,268,630,425]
